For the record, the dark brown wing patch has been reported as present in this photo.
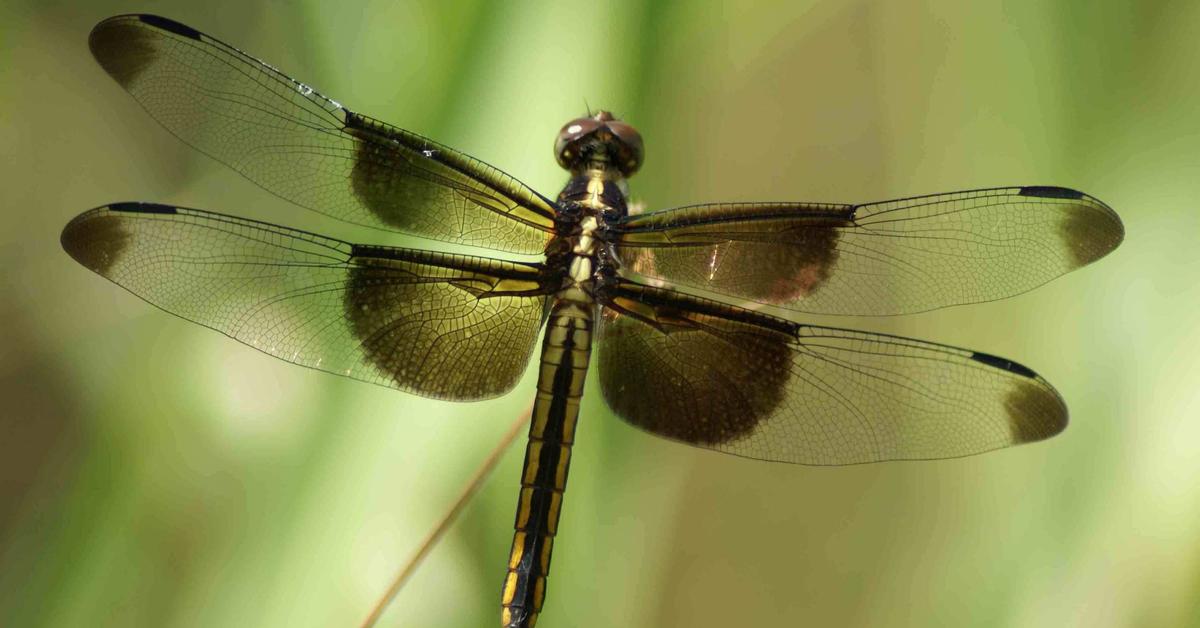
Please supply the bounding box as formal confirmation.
[617,203,849,306]
[344,114,556,252]
[597,301,791,445]
[345,251,548,400]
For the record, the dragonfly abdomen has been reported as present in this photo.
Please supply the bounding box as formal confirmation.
[501,299,594,628]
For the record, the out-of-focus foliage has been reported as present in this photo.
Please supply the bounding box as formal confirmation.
[1,1,1197,626]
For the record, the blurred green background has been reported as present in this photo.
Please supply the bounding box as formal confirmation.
[2,1,1198,626]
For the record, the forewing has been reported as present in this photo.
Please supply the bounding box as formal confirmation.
[596,282,1066,464]
[61,203,550,400]
[613,186,1123,315]
[88,14,557,254]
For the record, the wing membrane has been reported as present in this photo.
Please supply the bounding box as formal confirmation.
[88,14,557,254]
[61,203,550,400]
[597,282,1066,464]
[613,186,1123,315]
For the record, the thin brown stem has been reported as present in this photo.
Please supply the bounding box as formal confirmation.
[358,406,531,628]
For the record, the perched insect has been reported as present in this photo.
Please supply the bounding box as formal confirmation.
[63,14,1124,627]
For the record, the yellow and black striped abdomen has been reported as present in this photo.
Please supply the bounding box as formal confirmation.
[501,302,593,628]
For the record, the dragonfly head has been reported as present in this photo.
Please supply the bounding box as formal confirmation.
[555,110,643,177]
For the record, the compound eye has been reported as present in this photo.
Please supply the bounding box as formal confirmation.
[559,117,602,142]
[606,121,644,174]
[555,117,603,167]
[556,118,601,168]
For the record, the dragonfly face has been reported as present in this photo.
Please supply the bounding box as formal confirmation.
[555,110,644,177]
[63,14,1124,628]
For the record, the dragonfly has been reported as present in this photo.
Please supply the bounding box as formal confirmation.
[62,14,1124,628]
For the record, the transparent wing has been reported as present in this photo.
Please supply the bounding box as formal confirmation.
[613,186,1123,315]
[596,282,1066,465]
[88,14,558,254]
[61,203,551,400]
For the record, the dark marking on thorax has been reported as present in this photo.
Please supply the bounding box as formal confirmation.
[556,168,628,217]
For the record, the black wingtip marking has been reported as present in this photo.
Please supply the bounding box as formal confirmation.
[138,14,202,40]
[1019,186,1084,200]
[970,351,1038,379]
[1004,380,1069,444]
[109,202,177,215]
[61,208,133,277]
